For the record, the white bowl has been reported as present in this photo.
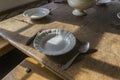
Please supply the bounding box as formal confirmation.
[97,0,111,4]
[33,29,76,56]
[117,12,120,19]
[23,7,50,19]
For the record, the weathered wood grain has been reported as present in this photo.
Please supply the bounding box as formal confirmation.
[0,1,120,80]
[0,37,14,56]
[2,57,62,80]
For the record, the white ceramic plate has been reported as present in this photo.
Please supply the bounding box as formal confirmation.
[117,12,120,19]
[23,7,50,19]
[34,29,76,56]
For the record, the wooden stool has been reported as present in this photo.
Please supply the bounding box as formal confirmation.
[0,37,14,57]
[2,57,62,80]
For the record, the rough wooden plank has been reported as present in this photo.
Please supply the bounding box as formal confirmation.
[0,1,120,80]
[0,37,14,56]
[2,57,62,80]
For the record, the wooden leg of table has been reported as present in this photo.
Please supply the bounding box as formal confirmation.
[0,37,14,57]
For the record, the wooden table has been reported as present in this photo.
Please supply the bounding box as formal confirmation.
[0,1,120,80]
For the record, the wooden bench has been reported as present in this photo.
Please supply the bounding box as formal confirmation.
[0,37,14,57]
[2,57,62,80]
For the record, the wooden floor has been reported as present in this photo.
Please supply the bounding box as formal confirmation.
[2,57,62,80]
[0,49,27,79]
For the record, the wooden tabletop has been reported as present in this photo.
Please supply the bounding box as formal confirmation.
[0,1,120,80]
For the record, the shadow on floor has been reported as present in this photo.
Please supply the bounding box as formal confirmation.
[0,49,27,79]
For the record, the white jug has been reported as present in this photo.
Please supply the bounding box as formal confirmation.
[67,0,96,16]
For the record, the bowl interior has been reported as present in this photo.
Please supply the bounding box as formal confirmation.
[34,29,76,56]
[23,8,50,19]
[117,12,120,19]
[97,0,111,3]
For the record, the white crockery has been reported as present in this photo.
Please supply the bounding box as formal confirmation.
[117,12,120,19]
[97,0,111,4]
[33,29,76,56]
[23,7,50,19]
[67,0,96,16]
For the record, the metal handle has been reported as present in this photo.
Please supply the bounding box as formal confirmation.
[25,33,37,45]
[61,52,80,70]
[25,29,44,45]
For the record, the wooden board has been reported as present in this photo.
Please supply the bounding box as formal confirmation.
[2,57,62,80]
[0,1,120,80]
[0,37,14,56]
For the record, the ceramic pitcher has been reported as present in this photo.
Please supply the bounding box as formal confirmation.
[67,0,96,16]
